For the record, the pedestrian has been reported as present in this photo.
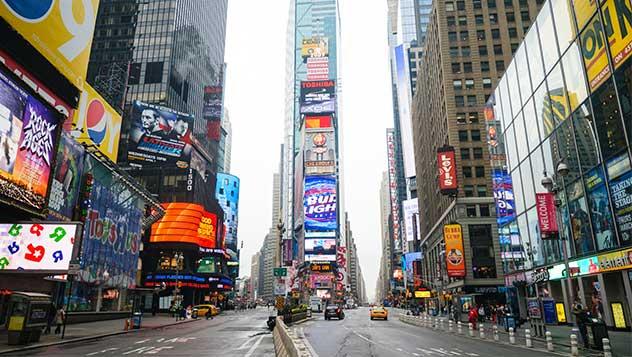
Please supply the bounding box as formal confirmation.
[43,303,56,334]
[54,305,65,334]
[468,305,479,329]
[185,305,192,319]
[478,304,486,322]
[572,300,590,348]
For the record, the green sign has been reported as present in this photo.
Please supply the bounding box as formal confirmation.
[273,268,287,277]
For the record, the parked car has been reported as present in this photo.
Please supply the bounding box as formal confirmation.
[325,305,345,320]
[370,306,388,320]
[192,304,219,318]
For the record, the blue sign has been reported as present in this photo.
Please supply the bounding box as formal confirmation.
[215,173,240,252]
[492,169,515,227]
[304,176,337,231]
[542,298,557,324]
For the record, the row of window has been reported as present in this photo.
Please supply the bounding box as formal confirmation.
[463,166,487,178]
[447,11,530,26]
[456,112,481,124]
[453,78,493,90]
[461,147,485,160]
[446,0,532,11]
[464,185,489,198]
[458,129,482,141]
[451,60,506,74]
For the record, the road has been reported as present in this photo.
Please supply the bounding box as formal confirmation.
[296,307,557,357]
[6,308,275,357]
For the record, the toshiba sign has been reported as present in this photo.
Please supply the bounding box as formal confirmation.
[438,146,457,195]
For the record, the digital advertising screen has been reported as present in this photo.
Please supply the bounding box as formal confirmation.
[303,176,337,231]
[216,173,240,252]
[0,69,62,212]
[304,130,335,175]
[127,101,194,169]
[301,37,329,62]
[151,203,218,249]
[203,85,223,121]
[305,254,336,262]
[305,238,336,255]
[47,132,85,221]
[492,169,515,227]
[300,80,336,114]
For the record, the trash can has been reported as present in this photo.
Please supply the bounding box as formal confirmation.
[132,312,142,329]
[586,318,608,350]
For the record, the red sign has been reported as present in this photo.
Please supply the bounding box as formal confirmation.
[536,193,558,236]
[437,146,457,194]
[387,129,402,252]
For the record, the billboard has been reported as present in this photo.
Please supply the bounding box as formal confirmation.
[79,177,142,288]
[304,130,335,175]
[444,224,465,277]
[307,57,329,81]
[70,83,122,162]
[0,0,100,86]
[47,132,85,221]
[580,15,611,91]
[403,198,420,242]
[536,193,559,236]
[127,101,194,168]
[301,37,329,62]
[394,44,415,178]
[305,115,333,130]
[438,146,457,195]
[0,222,79,272]
[336,246,348,292]
[386,129,402,252]
[300,80,336,114]
[305,238,336,255]
[216,173,240,252]
[602,0,632,69]
[303,176,337,231]
[0,68,62,212]
[203,85,223,121]
[492,169,515,227]
[151,203,218,249]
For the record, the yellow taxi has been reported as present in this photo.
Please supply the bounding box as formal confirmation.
[193,304,219,317]
[370,306,388,320]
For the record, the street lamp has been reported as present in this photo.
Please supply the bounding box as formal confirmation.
[541,160,573,321]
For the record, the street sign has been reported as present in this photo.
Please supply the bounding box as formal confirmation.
[273,267,287,277]
[67,263,80,275]
[274,278,286,295]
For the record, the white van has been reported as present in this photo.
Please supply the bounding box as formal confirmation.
[309,296,322,312]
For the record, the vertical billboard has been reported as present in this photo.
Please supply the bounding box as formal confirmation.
[47,132,85,221]
[0,68,62,212]
[492,169,515,226]
[301,37,329,62]
[444,224,466,277]
[535,193,559,237]
[0,0,100,86]
[602,0,632,69]
[403,198,420,243]
[127,101,194,168]
[203,85,223,141]
[336,246,348,293]
[304,130,335,175]
[303,176,337,231]
[300,80,336,114]
[216,173,240,252]
[437,146,457,195]
[394,44,415,179]
[387,129,402,252]
[305,115,333,130]
[71,83,122,162]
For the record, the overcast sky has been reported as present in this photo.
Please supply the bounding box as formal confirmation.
[225,0,393,302]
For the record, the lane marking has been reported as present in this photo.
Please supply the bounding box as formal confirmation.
[145,346,173,354]
[134,339,150,344]
[122,346,154,355]
[397,348,405,352]
[237,336,258,350]
[413,354,421,356]
[465,354,479,356]
[431,348,450,355]
[244,335,265,357]
[450,351,462,355]
[86,348,119,356]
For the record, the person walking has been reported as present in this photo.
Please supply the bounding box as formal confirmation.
[43,303,56,335]
[468,305,479,329]
[54,306,65,335]
[572,300,590,348]
[478,304,486,322]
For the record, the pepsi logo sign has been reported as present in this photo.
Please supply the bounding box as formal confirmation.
[86,98,108,145]
[2,0,54,22]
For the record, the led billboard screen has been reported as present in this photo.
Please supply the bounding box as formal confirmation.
[203,86,223,121]
[216,173,239,252]
[300,81,335,114]
[301,37,329,62]
[127,101,194,169]
[151,203,218,249]
[304,130,335,175]
[437,146,457,195]
[492,169,515,227]
[305,238,336,255]
[47,132,85,221]
[303,176,337,231]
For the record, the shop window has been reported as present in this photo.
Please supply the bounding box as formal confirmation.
[475,166,486,177]
[467,204,478,216]
[465,185,475,197]
[473,147,483,158]
[461,148,471,160]
[465,79,475,89]
[476,14,484,25]
[479,45,488,56]
[590,80,627,161]
[471,129,481,141]
[464,166,473,177]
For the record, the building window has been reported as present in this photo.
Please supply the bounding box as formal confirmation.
[463,166,473,177]
[446,2,455,11]
[457,112,467,124]
[519,0,528,6]
[450,46,459,56]
[481,61,490,71]
[482,78,492,88]
[145,61,164,84]
[462,46,471,56]
[469,224,496,278]
[508,27,518,38]
[477,30,486,40]
[591,80,628,160]
[511,43,519,53]
[453,79,463,89]
[491,29,501,39]
[480,204,491,216]
[475,166,486,177]
[479,45,488,56]
[476,14,484,25]
[448,16,456,26]
[459,15,467,25]
[465,185,475,197]
[452,63,461,73]
[460,31,469,41]
[457,1,466,10]
[467,204,477,216]
[449,32,457,41]
[494,44,503,55]
[490,13,498,24]
[459,130,469,141]
[467,95,477,106]
[504,0,513,7]
[488,0,497,8]
[473,0,482,9]
[463,62,473,72]
[507,12,516,22]
[521,10,530,21]
[495,60,505,71]
[461,148,471,160]
[465,79,475,89]
[477,185,488,197]
[456,96,465,106]
[128,62,141,85]
[473,147,483,158]
[471,129,481,141]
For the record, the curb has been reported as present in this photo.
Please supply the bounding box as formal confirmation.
[289,317,314,326]
[0,318,201,355]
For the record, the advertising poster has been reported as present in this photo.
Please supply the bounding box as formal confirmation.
[216,173,240,252]
[580,15,611,91]
[0,222,78,271]
[203,86,223,121]
[206,120,222,141]
[0,0,100,86]
[602,0,632,69]
[336,246,348,292]
[304,130,335,175]
[79,177,142,289]
[387,130,402,252]
[404,252,422,283]
[572,0,597,31]
[307,57,329,81]
[151,203,218,249]
[0,69,62,212]
[293,151,305,230]
[585,167,616,250]
[609,170,632,244]
[542,298,557,323]
[438,146,457,195]
[492,169,516,227]
[303,176,337,231]
[300,80,336,114]
[444,224,465,277]
[127,101,194,169]
[71,83,122,162]
[305,238,336,255]
[305,115,333,129]
[403,198,420,242]
[301,37,329,62]
[48,132,85,221]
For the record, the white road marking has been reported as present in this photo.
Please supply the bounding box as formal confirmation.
[416,347,436,354]
[236,336,258,350]
[413,354,421,356]
[145,346,173,354]
[465,354,479,356]
[450,351,462,355]
[134,339,150,344]
[397,348,405,352]
[122,346,154,355]
[86,348,119,356]
[155,338,164,343]
[244,335,265,357]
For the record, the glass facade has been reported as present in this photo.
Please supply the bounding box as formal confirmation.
[492,0,632,274]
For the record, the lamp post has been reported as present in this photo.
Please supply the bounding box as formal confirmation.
[541,160,572,321]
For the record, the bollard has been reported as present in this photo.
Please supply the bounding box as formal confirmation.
[434,318,438,330]
[449,319,454,333]
[493,325,499,342]
[469,322,474,337]
[602,338,612,357]
[479,323,485,339]
[570,334,578,357]
[457,321,463,335]
[509,327,516,345]
[525,329,532,348]
[546,331,554,352]
[440,318,444,331]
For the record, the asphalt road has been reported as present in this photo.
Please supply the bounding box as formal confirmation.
[5,308,276,357]
[297,307,558,357]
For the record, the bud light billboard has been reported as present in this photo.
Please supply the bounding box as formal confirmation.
[492,169,515,227]
[304,176,337,231]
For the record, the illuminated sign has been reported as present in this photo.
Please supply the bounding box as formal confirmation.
[611,302,627,328]
[415,290,431,298]
[444,224,466,277]
[387,129,402,252]
[438,146,457,194]
[310,263,333,272]
[303,176,337,231]
[556,302,567,323]
[151,203,218,248]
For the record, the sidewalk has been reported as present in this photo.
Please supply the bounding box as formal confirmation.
[0,313,200,355]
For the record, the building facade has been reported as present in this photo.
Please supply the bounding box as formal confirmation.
[490,0,632,329]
